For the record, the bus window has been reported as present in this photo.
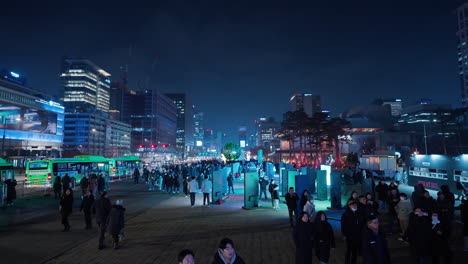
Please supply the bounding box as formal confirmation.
[29,162,48,170]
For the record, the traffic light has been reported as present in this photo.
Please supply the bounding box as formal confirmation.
[150,144,156,148]
[138,144,144,148]
[162,144,167,148]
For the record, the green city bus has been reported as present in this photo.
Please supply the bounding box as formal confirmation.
[108,156,141,178]
[25,155,110,186]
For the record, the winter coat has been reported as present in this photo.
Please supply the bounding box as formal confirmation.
[61,175,70,189]
[416,197,436,215]
[285,192,299,210]
[294,219,314,264]
[5,179,17,200]
[367,201,379,217]
[431,222,451,257]
[188,180,199,193]
[133,168,140,177]
[303,201,316,222]
[455,201,468,236]
[314,221,335,262]
[411,185,424,207]
[361,228,391,264]
[107,205,125,236]
[80,177,89,189]
[387,192,400,216]
[271,185,279,199]
[436,198,454,224]
[201,179,213,193]
[212,250,245,264]
[300,195,308,212]
[375,183,389,201]
[60,194,73,215]
[341,209,364,242]
[80,194,95,213]
[227,175,233,187]
[259,178,268,190]
[97,176,105,192]
[395,199,412,220]
[53,177,62,191]
[93,197,111,224]
[407,214,432,257]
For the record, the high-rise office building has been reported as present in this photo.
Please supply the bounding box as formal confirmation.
[256,117,280,150]
[239,126,247,148]
[457,3,468,106]
[122,89,177,154]
[61,58,111,113]
[193,111,204,146]
[289,93,321,117]
[165,93,194,158]
[382,99,403,117]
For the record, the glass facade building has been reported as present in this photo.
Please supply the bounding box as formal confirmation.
[289,93,321,117]
[165,93,194,158]
[61,58,111,113]
[0,77,64,159]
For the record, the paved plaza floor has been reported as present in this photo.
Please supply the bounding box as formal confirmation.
[0,180,467,264]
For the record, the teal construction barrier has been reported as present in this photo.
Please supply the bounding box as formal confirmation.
[244,172,259,209]
[212,170,224,204]
[316,170,327,200]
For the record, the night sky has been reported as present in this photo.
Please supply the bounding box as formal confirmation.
[0,0,464,138]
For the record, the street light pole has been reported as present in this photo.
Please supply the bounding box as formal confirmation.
[1,116,6,158]
[423,123,428,154]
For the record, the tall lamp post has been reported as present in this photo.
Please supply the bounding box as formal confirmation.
[1,115,6,158]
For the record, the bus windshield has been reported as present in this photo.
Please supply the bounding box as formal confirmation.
[29,162,49,170]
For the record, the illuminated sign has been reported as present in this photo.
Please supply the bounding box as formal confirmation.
[259,118,267,122]
[240,140,246,148]
[304,94,312,96]
[10,72,19,78]
[196,141,203,146]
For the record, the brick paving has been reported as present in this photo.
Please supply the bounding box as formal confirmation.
[1,180,467,264]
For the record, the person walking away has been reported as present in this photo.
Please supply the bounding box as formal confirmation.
[105,171,111,191]
[361,216,391,264]
[455,198,468,251]
[80,190,95,229]
[212,237,245,264]
[183,176,189,197]
[90,174,98,197]
[4,177,17,206]
[60,188,73,231]
[227,173,234,194]
[80,175,90,197]
[272,184,280,210]
[411,184,425,208]
[97,173,105,195]
[188,176,199,207]
[149,171,156,191]
[394,193,412,241]
[300,190,309,213]
[93,191,111,249]
[436,192,454,235]
[456,179,467,200]
[107,199,125,249]
[314,211,336,264]
[375,180,389,213]
[61,173,70,194]
[407,208,432,264]
[53,176,62,200]
[174,175,180,193]
[269,179,276,207]
[386,188,400,234]
[133,168,140,184]
[417,190,436,216]
[341,200,364,264]
[178,249,195,264]
[430,212,452,264]
[259,176,269,200]
[286,187,299,227]
[293,212,314,264]
[303,196,316,222]
[201,176,212,207]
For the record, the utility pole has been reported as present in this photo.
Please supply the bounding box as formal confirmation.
[423,123,428,154]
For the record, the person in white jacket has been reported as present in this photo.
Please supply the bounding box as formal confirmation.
[188,176,199,207]
[201,176,213,207]
[395,192,413,241]
[303,196,316,222]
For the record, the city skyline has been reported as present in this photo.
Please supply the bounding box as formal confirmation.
[0,0,465,137]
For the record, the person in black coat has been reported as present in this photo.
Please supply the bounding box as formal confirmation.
[5,178,17,206]
[361,216,391,264]
[61,173,71,194]
[341,199,364,264]
[93,191,112,249]
[416,190,436,216]
[407,208,432,263]
[455,198,468,251]
[97,174,105,194]
[259,176,269,200]
[286,187,299,227]
[268,179,276,207]
[358,195,369,220]
[212,238,245,264]
[430,212,452,264]
[300,190,309,213]
[107,199,125,249]
[411,184,425,208]
[227,173,234,194]
[53,176,62,199]
[80,176,89,196]
[375,180,389,213]
[59,188,73,231]
[314,211,335,264]
[80,190,95,229]
[294,212,314,264]
[365,193,379,217]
